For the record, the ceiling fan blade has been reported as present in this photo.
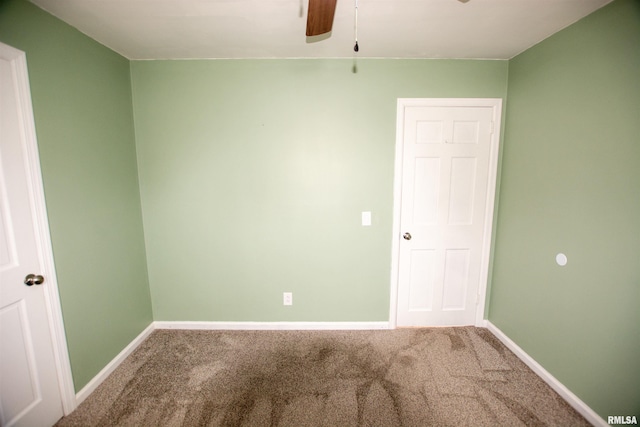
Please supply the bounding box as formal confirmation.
[306,0,338,37]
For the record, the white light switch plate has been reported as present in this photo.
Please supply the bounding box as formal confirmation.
[362,211,372,226]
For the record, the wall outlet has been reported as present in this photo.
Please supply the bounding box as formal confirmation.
[283,292,293,306]
[362,211,372,226]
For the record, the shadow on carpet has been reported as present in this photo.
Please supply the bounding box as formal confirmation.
[56,327,591,426]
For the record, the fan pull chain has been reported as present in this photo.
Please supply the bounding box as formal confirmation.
[354,0,359,52]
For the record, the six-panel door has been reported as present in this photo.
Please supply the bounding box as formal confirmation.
[396,104,495,326]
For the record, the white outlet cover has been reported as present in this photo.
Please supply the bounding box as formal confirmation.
[362,211,372,226]
[556,253,568,266]
[283,292,292,305]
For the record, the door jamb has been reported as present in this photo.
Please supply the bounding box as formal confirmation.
[389,98,502,328]
[1,42,77,414]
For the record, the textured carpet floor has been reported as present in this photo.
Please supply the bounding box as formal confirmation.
[56,327,590,426]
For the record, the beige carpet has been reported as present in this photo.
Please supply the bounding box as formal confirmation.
[56,327,590,426]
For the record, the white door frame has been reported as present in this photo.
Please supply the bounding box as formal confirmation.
[389,98,502,328]
[1,42,77,415]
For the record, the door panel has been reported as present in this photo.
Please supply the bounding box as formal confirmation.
[1,301,40,422]
[395,100,500,327]
[441,249,470,310]
[413,158,440,225]
[407,249,436,310]
[448,157,477,225]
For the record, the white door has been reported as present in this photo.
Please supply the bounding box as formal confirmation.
[0,43,71,427]
[393,99,501,327]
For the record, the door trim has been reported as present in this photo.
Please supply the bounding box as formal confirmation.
[389,98,502,328]
[1,42,77,415]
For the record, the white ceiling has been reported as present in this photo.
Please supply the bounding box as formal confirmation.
[29,0,613,60]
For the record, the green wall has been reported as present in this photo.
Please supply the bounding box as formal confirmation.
[0,0,153,391]
[130,59,508,321]
[490,0,640,419]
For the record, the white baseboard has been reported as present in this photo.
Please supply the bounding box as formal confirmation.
[75,322,155,405]
[154,321,391,330]
[485,321,607,427]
